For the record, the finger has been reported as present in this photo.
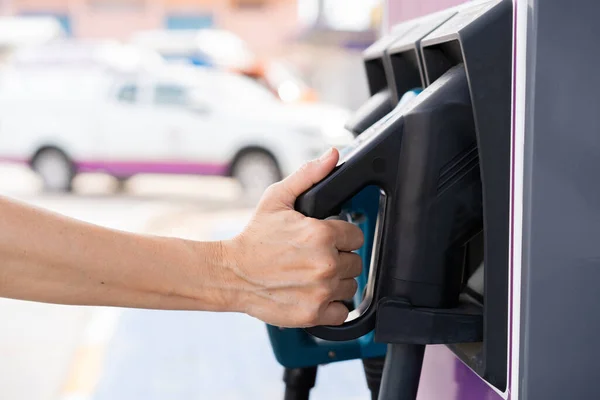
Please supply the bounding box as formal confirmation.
[268,148,339,209]
[320,301,349,326]
[324,219,364,252]
[338,252,362,279]
[332,278,359,301]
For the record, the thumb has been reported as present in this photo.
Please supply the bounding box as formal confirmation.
[266,147,339,209]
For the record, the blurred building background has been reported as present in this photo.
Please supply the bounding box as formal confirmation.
[386,0,467,25]
[0,0,386,110]
[0,0,297,53]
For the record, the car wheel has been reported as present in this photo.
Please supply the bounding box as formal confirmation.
[31,148,75,192]
[232,151,281,202]
[114,176,129,193]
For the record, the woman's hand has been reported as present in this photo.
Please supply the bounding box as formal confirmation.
[224,148,364,328]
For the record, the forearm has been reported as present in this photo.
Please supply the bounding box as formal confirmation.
[0,196,241,311]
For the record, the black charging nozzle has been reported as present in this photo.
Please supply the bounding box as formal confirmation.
[294,64,483,345]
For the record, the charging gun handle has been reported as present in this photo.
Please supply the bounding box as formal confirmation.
[295,157,384,342]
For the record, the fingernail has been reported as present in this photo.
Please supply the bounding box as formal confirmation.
[318,148,333,163]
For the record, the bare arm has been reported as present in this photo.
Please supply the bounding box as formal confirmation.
[0,194,240,310]
[0,148,364,327]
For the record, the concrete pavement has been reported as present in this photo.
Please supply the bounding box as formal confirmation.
[0,299,89,400]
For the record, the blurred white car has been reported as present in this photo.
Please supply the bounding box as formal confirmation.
[0,43,353,198]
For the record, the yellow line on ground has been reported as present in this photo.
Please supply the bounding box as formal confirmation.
[61,345,105,396]
[58,307,121,400]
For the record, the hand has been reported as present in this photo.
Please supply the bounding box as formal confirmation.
[224,148,364,328]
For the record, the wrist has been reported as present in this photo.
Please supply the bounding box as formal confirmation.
[216,238,251,315]
[174,237,250,314]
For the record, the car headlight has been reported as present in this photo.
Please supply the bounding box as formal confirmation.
[321,124,354,147]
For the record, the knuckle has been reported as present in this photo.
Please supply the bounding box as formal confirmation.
[300,308,320,326]
[303,160,317,171]
[314,256,337,279]
[322,253,337,268]
[297,161,313,177]
[297,219,316,244]
[263,182,280,197]
[312,224,334,244]
[314,285,332,303]
[315,268,335,281]
[257,183,281,208]
[308,313,321,326]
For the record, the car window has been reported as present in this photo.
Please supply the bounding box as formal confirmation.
[154,84,188,106]
[117,84,137,103]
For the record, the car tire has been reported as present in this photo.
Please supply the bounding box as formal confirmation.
[114,176,129,193]
[231,150,282,203]
[31,148,75,193]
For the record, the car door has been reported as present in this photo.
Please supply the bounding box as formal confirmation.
[101,78,172,176]
[149,81,230,175]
